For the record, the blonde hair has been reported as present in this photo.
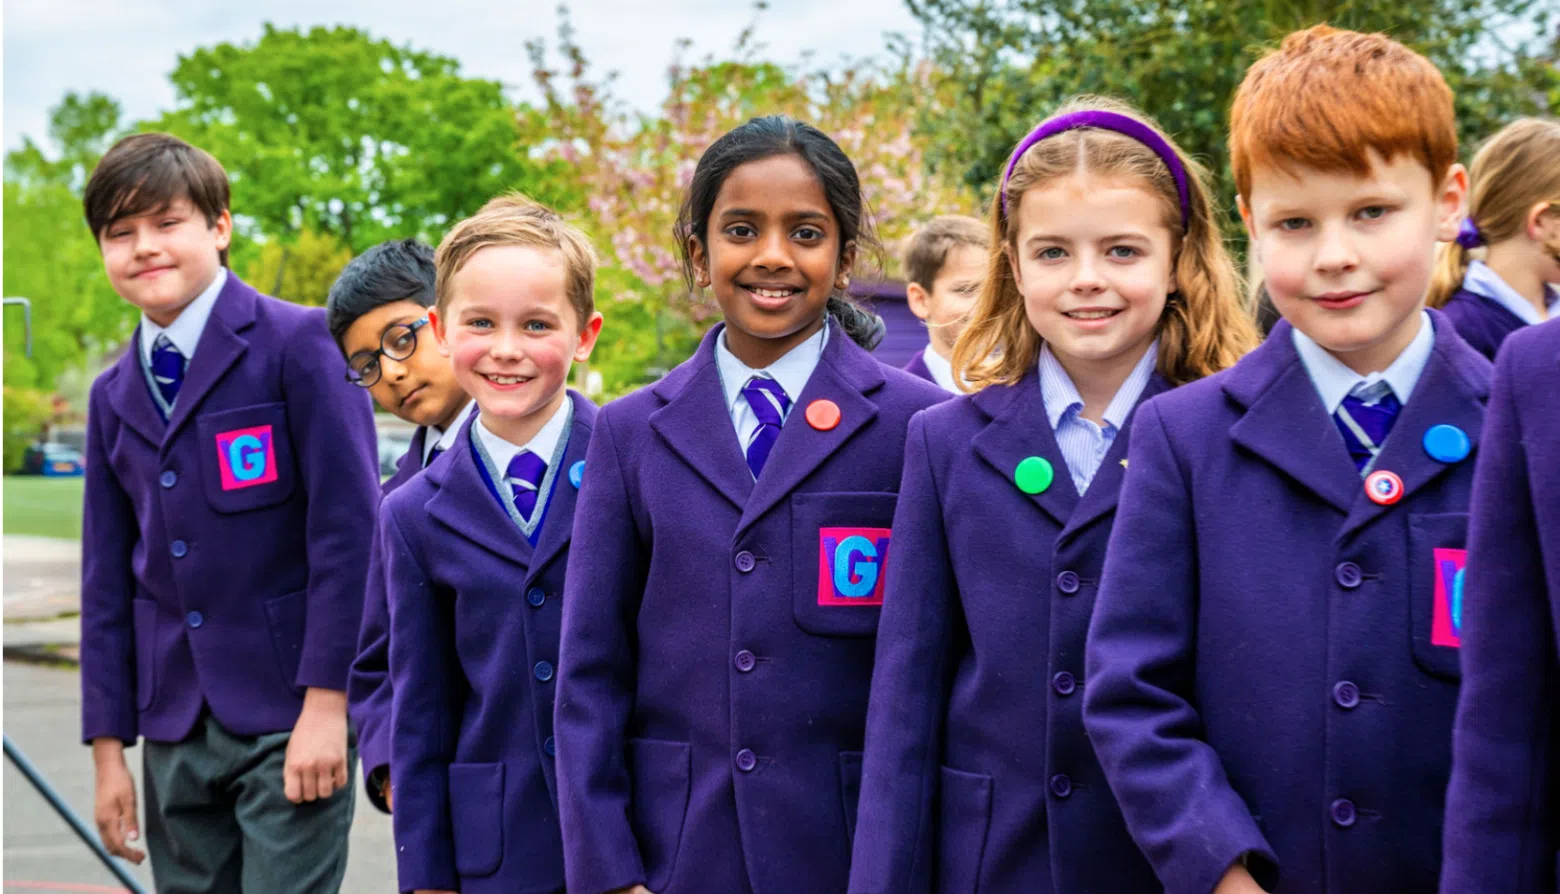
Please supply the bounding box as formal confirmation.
[954,96,1258,389]
[435,193,598,324]
[1429,118,1560,308]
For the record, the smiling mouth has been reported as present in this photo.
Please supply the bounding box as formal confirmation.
[135,266,175,279]
[482,373,530,386]
[1064,309,1121,321]
[740,284,803,300]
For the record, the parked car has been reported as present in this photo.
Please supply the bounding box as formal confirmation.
[22,442,85,477]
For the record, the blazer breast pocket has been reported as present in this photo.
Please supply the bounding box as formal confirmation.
[791,491,898,637]
[196,403,296,514]
[1408,512,1468,681]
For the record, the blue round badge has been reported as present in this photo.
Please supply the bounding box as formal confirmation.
[569,460,585,489]
[1422,424,1470,464]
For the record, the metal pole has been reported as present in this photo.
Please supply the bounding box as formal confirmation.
[3,296,34,357]
[3,734,150,894]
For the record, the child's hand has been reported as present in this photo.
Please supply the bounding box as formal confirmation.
[91,738,145,864]
[383,778,393,812]
[1214,863,1268,894]
[284,688,349,804]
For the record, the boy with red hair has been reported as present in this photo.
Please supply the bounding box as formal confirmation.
[1084,26,1483,894]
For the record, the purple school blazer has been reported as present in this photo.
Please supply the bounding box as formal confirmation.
[1083,310,1491,894]
[80,275,378,745]
[385,391,595,894]
[849,367,1166,894]
[347,424,432,814]
[902,349,936,384]
[1440,319,1560,894]
[1440,287,1527,360]
[554,321,947,894]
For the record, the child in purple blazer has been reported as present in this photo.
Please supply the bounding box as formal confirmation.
[381,195,603,894]
[1427,118,1560,359]
[901,215,987,391]
[1083,27,1484,894]
[554,116,947,894]
[79,133,379,892]
[326,239,474,816]
[849,96,1258,894]
[1439,319,1560,893]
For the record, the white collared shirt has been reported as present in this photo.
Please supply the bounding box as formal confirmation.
[139,268,227,368]
[715,322,829,456]
[921,345,963,393]
[473,396,572,483]
[1462,260,1560,326]
[1292,309,1436,415]
[1039,341,1158,495]
[423,400,477,467]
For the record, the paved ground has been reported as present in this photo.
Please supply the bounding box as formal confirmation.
[4,536,82,622]
[3,661,399,893]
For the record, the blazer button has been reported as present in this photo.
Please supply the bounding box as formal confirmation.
[735,650,757,673]
[1056,571,1081,594]
[170,540,188,558]
[736,749,758,773]
[1330,798,1357,828]
[526,588,546,608]
[1335,562,1363,589]
[534,661,554,683]
[186,611,204,629]
[1333,681,1361,709]
[159,470,178,489]
[734,551,757,573]
[544,736,556,757]
[1049,774,1073,799]
[1052,671,1077,696]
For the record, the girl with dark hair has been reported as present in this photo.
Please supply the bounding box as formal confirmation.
[554,115,945,894]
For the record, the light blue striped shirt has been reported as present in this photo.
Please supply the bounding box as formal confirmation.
[1039,341,1158,496]
[1462,260,1559,326]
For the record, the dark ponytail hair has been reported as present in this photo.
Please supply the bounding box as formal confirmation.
[676,115,885,350]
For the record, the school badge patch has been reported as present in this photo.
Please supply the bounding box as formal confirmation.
[215,425,278,491]
[1431,547,1467,648]
[818,527,891,607]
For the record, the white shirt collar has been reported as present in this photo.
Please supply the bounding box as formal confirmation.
[1292,309,1436,414]
[921,344,962,393]
[472,395,572,479]
[139,267,227,367]
[423,400,477,466]
[1038,340,1159,431]
[1462,260,1560,326]
[716,321,829,417]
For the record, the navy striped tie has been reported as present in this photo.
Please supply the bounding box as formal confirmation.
[741,376,790,478]
[1334,384,1401,473]
[506,450,547,521]
[150,334,186,406]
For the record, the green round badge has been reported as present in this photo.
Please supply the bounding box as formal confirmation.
[1015,456,1055,494]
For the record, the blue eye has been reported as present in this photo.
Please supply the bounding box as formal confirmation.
[1358,206,1388,221]
[468,318,493,329]
[1037,247,1066,261]
[1279,218,1310,231]
[525,320,551,332]
[1108,246,1141,259]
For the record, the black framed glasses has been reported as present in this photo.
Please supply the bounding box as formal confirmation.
[345,317,429,387]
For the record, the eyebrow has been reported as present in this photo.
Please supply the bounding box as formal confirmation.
[1024,231,1152,246]
[718,207,832,223]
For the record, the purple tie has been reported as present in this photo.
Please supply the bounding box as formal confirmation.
[150,334,186,406]
[741,376,791,478]
[425,444,444,467]
[506,451,547,521]
[1335,385,1402,473]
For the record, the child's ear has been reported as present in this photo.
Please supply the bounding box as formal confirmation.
[573,311,605,363]
[428,307,452,357]
[1526,200,1556,242]
[1004,243,1023,288]
[834,240,858,291]
[213,209,233,252]
[905,281,932,322]
[1434,164,1470,243]
[688,235,711,288]
[1236,195,1255,241]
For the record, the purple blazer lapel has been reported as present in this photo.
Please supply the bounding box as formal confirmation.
[382,427,429,496]
[1339,311,1489,539]
[1225,320,1358,515]
[737,322,884,535]
[164,276,258,446]
[106,334,167,447]
[425,414,532,565]
[970,368,1081,528]
[903,350,935,384]
[649,325,756,512]
[527,391,597,578]
[1060,372,1173,541]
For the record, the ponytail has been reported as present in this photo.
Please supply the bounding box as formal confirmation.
[827,294,885,350]
[1427,241,1473,309]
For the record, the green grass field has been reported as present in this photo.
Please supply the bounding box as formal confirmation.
[4,476,85,540]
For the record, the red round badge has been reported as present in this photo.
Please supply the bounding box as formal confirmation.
[805,399,842,431]
[1364,469,1404,505]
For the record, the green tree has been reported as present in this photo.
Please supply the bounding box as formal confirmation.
[242,228,355,306]
[906,0,1557,219]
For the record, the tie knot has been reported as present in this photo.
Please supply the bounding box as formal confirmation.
[506,450,547,489]
[1346,380,1396,408]
[741,376,791,425]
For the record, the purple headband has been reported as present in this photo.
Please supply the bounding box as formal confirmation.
[1000,110,1192,231]
[1455,218,1484,249]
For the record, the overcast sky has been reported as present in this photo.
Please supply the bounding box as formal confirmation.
[3,0,925,153]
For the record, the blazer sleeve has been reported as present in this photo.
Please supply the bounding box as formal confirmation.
[848,412,955,894]
[80,383,141,745]
[1082,400,1277,894]
[348,519,394,813]
[1439,342,1557,893]
[283,314,380,691]
[384,505,463,892]
[555,408,651,894]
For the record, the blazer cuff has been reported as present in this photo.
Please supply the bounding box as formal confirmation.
[295,646,355,692]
